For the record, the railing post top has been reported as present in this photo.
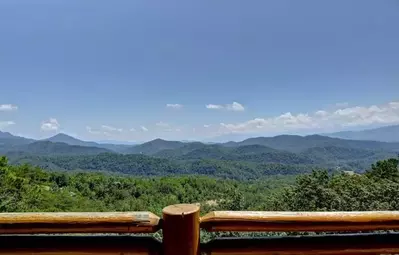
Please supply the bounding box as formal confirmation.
[162,204,200,255]
[162,204,199,216]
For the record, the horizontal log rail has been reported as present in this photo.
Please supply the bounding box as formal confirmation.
[2,206,399,255]
[1,233,399,255]
[0,212,160,234]
[200,211,399,232]
[202,233,399,255]
[0,236,161,255]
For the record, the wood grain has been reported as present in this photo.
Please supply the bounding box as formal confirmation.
[162,204,200,255]
[201,211,399,232]
[0,235,161,255]
[0,212,160,234]
[201,233,399,255]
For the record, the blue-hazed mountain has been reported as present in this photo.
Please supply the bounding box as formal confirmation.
[0,131,15,139]
[152,141,395,168]
[222,134,399,152]
[44,133,131,152]
[0,132,131,153]
[123,138,185,155]
[4,141,112,156]
[0,131,35,153]
[323,125,399,143]
[0,131,34,143]
[124,135,399,157]
[2,130,399,179]
[44,133,100,147]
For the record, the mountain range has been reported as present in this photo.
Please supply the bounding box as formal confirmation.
[1,126,399,179]
[323,125,399,142]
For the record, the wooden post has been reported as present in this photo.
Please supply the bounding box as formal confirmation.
[162,204,200,255]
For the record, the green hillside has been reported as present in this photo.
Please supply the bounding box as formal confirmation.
[1,155,399,232]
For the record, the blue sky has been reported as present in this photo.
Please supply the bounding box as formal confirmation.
[0,0,398,142]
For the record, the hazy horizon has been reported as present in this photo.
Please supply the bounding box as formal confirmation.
[2,123,399,144]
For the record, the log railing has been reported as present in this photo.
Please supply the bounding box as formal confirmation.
[2,204,399,255]
[200,211,399,232]
[0,212,160,234]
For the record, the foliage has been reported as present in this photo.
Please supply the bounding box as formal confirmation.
[278,157,399,211]
[1,156,399,214]
[2,133,399,179]
[1,156,399,241]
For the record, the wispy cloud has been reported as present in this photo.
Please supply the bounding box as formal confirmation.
[0,121,16,129]
[41,118,60,131]
[141,126,148,132]
[0,104,18,111]
[206,102,245,111]
[206,104,224,110]
[166,103,183,109]
[203,124,211,128]
[226,102,245,111]
[101,125,123,132]
[219,100,399,134]
[130,128,136,132]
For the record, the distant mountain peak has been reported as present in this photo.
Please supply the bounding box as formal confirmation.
[48,133,76,139]
[323,125,399,143]
[0,131,14,139]
[151,138,168,142]
[43,133,100,148]
[0,131,34,143]
[45,133,82,142]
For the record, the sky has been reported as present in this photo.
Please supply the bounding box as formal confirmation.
[0,0,398,142]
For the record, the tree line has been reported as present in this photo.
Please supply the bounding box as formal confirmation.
[1,155,398,240]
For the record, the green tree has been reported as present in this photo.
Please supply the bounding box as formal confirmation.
[366,158,399,181]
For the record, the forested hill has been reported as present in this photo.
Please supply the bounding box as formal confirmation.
[122,135,399,155]
[1,155,399,226]
[1,131,399,179]
[324,124,399,142]
[124,138,185,155]
[2,141,111,156]
[222,135,399,152]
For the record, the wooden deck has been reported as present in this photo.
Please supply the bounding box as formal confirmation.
[1,205,399,255]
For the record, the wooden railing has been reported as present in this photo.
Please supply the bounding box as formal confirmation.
[0,212,160,234]
[2,204,399,255]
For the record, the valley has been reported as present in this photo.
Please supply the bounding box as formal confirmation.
[1,131,398,179]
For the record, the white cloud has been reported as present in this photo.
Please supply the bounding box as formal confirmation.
[206,102,245,111]
[130,128,136,132]
[166,104,183,109]
[389,102,399,109]
[41,118,60,131]
[0,121,15,129]
[0,104,18,111]
[226,102,245,112]
[141,126,148,132]
[206,104,224,110]
[101,125,123,132]
[156,121,170,128]
[315,110,329,117]
[218,100,399,134]
[203,124,211,128]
